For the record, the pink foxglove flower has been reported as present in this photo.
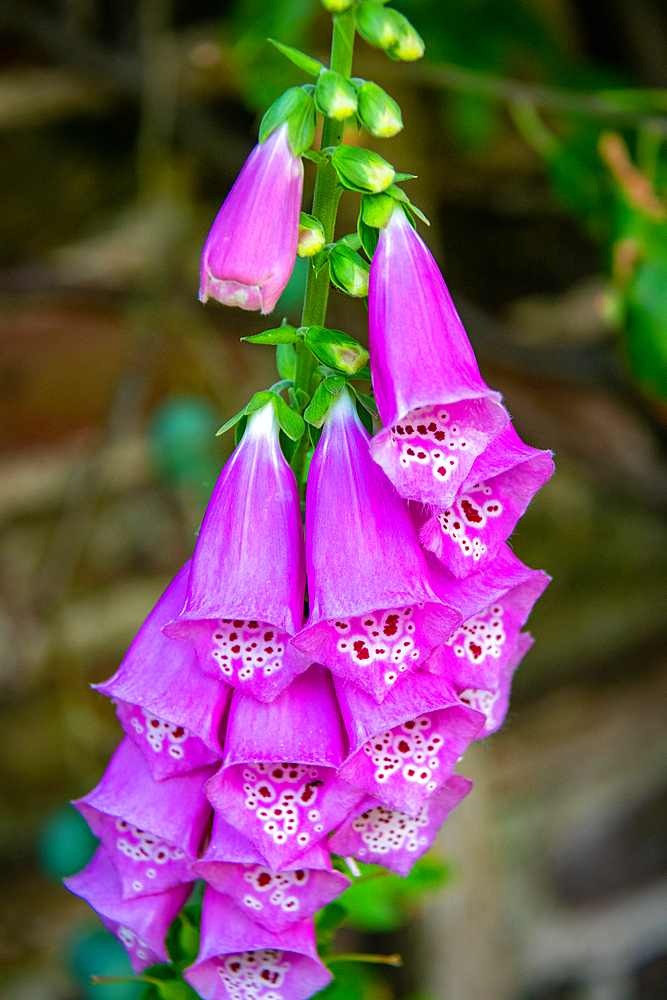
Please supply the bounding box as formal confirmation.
[424,566,550,692]
[419,423,554,578]
[165,403,308,702]
[74,738,214,899]
[193,813,350,933]
[368,203,507,508]
[335,670,483,816]
[200,123,303,314]
[205,665,364,870]
[64,847,191,972]
[184,888,332,1000]
[294,390,463,702]
[459,631,534,737]
[95,561,229,780]
[329,774,472,876]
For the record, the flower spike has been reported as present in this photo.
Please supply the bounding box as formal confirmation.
[200,123,303,314]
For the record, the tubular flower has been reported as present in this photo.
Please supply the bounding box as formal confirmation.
[184,888,332,1000]
[368,204,508,509]
[165,403,308,703]
[95,561,229,780]
[200,123,303,314]
[64,847,191,972]
[205,665,365,871]
[294,389,463,702]
[329,774,472,876]
[73,738,214,899]
[193,813,350,933]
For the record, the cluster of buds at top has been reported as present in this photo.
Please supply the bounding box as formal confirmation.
[66,11,553,1000]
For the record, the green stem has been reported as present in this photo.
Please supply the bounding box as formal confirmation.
[291,9,355,486]
[323,953,403,968]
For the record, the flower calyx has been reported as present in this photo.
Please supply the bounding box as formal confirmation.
[332,144,395,193]
[315,68,359,121]
[355,2,425,62]
[259,86,316,157]
[216,389,305,442]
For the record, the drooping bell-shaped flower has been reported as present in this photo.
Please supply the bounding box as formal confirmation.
[419,423,554,577]
[335,669,483,817]
[64,847,191,972]
[200,123,303,314]
[424,567,550,692]
[459,631,534,737]
[165,402,308,702]
[293,390,463,702]
[95,561,230,780]
[74,738,214,899]
[194,812,350,933]
[329,774,472,876]
[206,665,365,870]
[184,888,332,1000]
[368,203,508,508]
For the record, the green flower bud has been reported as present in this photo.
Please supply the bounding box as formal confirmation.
[315,69,358,121]
[355,1,399,51]
[298,212,326,257]
[357,81,403,137]
[320,0,354,10]
[332,144,395,193]
[387,10,425,61]
[304,326,369,374]
[329,244,370,297]
[355,3,425,62]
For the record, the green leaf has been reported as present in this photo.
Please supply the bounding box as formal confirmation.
[273,394,306,440]
[304,377,345,427]
[336,232,362,251]
[166,912,200,970]
[337,856,451,931]
[305,325,369,374]
[267,38,325,77]
[315,901,349,943]
[242,325,298,345]
[302,149,328,164]
[276,342,296,379]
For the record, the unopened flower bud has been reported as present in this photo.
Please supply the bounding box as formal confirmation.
[329,244,370,297]
[355,1,399,51]
[358,81,403,137]
[332,144,395,194]
[298,213,326,257]
[320,0,354,10]
[387,11,425,61]
[315,69,358,121]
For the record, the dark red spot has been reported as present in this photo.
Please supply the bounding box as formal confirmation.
[397,740,410,753]
[294,870,305,881]
[230,963,241,973]
[265,646,274,654]
[257,873,271,886]
[272,769,283,779]
[229,632,237,641]
[259,786,272,798]
[461,499,482,523]
[150,719,159,728]
[407,768,415,777]
[261,971,280,984]
[231,644,240,653]
[214,633,222,639]
[383,614,399,636]
[172,727,184,738]
[264,631,274,641]
[404,720,415,729]
[396,425,404,435]
[233,620,244,628]
[453,521,461,530]
[406,448,415,456]
[248,620,259,628]
[428,422,436,431]
[417,451,426,459]
[470,642,482,659]
[417,424,427,434]
[353,640,370,660]
[364,619,374,626]
[405,425,414,434]
[434,431,445,441]
[437,466,446,475]
[301,786,314,802]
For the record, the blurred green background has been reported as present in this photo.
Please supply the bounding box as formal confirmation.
[0,1,667,999]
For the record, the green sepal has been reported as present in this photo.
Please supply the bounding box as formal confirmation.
[361,191,395,228]
[304,325,369,374]
[350,365,372,381]
[356,397,374,434]
[386,185,430,225]
[331,144,395,194]
[165,911,200,970]
[234,415,248,446]
[259,87,315,157]
[272,394,306,440]
[393,172,417,182]
[241,325,298,345]
[351,386,378,417]
[276,343,296,380]
[217,390,304,441]
[311,246,332,274]
[336,232,362,251]
[267,38,325,77]
[358,216,379,259]
[304,376,346,427]
[302,149,328,164]
[315,901,349,946]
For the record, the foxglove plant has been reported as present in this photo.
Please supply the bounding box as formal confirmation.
[66,5,553,999]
